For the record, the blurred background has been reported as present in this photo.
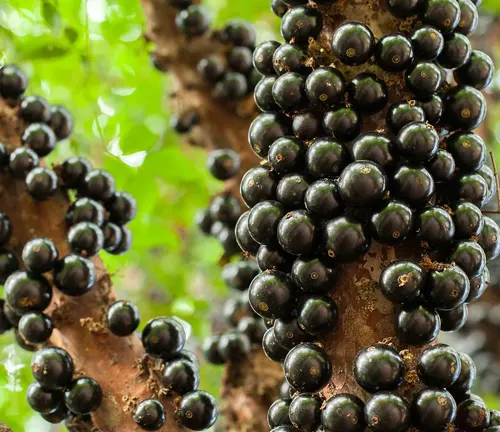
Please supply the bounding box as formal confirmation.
[1,0,500,430]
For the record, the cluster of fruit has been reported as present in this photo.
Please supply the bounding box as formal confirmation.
[0,64,218,431]
[196,148,244,256]
[232,0,500,430]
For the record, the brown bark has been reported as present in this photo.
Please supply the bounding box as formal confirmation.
[0,100,183,431]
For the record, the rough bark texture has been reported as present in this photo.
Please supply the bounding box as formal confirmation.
[0,99,184,432]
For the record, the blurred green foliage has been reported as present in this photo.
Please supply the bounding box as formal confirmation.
[0,0,500,431]
[0,0,274,430]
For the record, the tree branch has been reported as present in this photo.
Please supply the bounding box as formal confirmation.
[0,99,183,431]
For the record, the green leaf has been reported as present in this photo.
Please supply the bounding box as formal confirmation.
[64,26,79,44]
[41,0,62,32]
[18,43,69,60]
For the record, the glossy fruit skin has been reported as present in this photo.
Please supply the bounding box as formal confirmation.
[42,403,69,424]
[289,394,321,431]
[5,271,52,314]
[375,33,413,72]
[321,393,365,432]
[175,5,211,36]
[227,46,253,74]
[222,260,259,292]
[298,295,339,336]
[9,147,40,179]
[268,398,292,428]
[240,166,277,208]
[106,300,140,336]
[450,240,486,276]
[255,76,278,112]
[281,6,322,43]
[20,95,51,123]
[347,73,388,114]
[177,391,218,430]
[277,210,316,256]
[364,392,410,432]
[25,167,58,200]
[418,344,461,387]
[49,105,73,140]
[220,19,256,47]
[354,344,405,393]
[456,398,490,432]
[392,166,435,207]
[306,137,348,179]
[479,217,500,261]
[19,311,53,343]
[491,410,500,426]
[449,352,476,396]
[284,343,332,392]
[142,317,186,359]
[272,72,306,111]
[387,0,422,17]
[209,195,242,226]
[411,26,444,60]
[133,399,166,431]
[332,22,375,65]
[54,255,96,297]
[218,332,251,361]
[107,191,138,225]
[67,222,104,257]
[197,55,225,82]
[271,0,288,17]
[323,216,371,262]
[273,43,309,75]
[445,85,487,130]
[397,122,439,163]
[457,0,478,35]
[413,388,457,431]
[22,238,58,275]
[305,68,345,108]
[22,123,56,157]
[276,174,310,209]
[405,62,442,97]
[257,245,294,273]
[458,173,489,207]
[438,32,471,69]
[338,161,387,207]
[418,94,444,125]
[82,169,116,202]
[0,64,28,98]
[468,267,488,302]
[66,198,106,226]
[478,164,496,203]
[31,347,74,390]
[352,133,394,170]
[0,300,13,333]
[203,336,225,365]
[292,258,336,294]
[215,72,248,100]
[237,317,266,343]
[427,265,470,310]
[171,112,199,134]
[416,206,455,246]
[428,150,456,182]
[370,200,413,245]
[61,157,92,188]
[109,225,132,255]
[262,327,289,363]
[26,382,63,414]
[0,249,18,285]
[253,41,280,76]
[0,213,11,246]
[249,113,290,158]
[453,202,483,238]
[396,304,440,346]
[323,105,363,142]
[447,132,486,172]
[423,0,461,33]
[387,103,425,136]
[292,110,323,141]
[248,200,285,245]
[380,261,425,304]
[304,179,342,219]
[64,377,102,415]
[439,304,468,331]
[235,212,260,255]
[162,359,200,395]
[455,50,494,90]
[249,270,295,319]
